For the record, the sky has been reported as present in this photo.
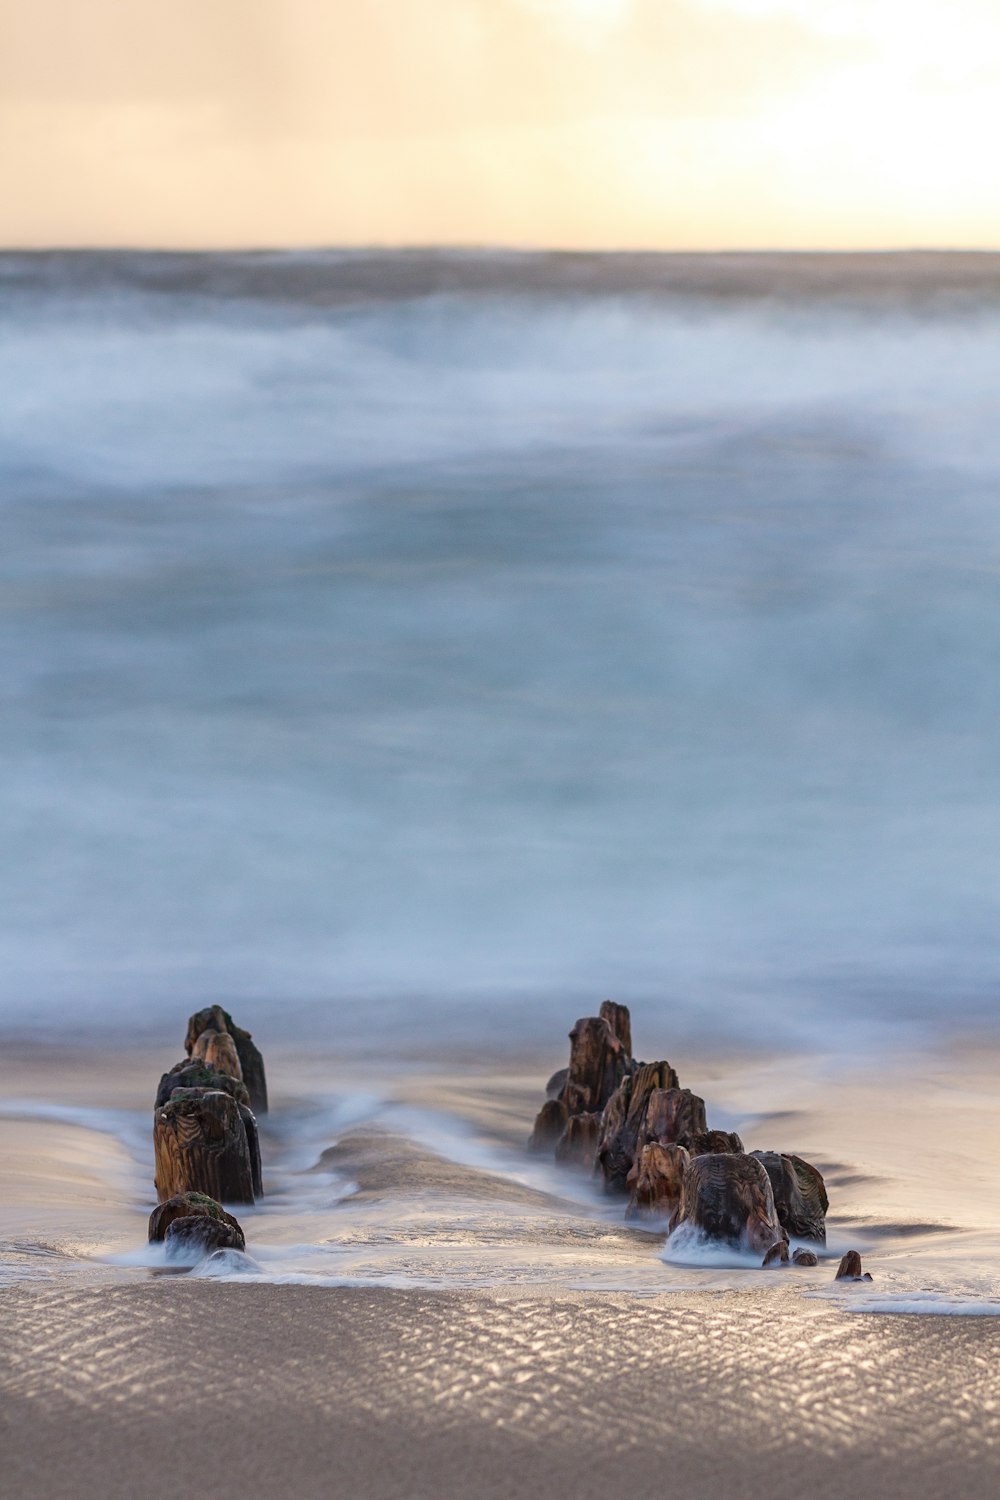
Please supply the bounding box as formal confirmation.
[1,0,998,249]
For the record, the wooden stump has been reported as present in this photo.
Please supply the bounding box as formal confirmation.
[185,1006,268,1114]
[528,1099,569,1154]
[562,1016,629,1116]
[596,1060,680,1193]
[155,1060,249,1110]
[164,1214,245,1262]
[643,1087,707,1147]
[668,1152,782,1255]
[792,1248,818,1267]
[751,1151,828,1244]
[153,1090,255,1204]
[625,1142,689,1220]
[554,1112,601,1170]
[149,1193,246,1249]
[184,1005,230,1054]
[835,1250,872,1281]
[191,1027,243,1082]
[762,1238,790,1267]
[687,1129,744,1156]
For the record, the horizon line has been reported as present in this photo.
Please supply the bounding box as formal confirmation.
[3,242,1000,258]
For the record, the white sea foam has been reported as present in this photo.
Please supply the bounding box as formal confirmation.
[660,1226,769,1269]
[844,1296,1000,1315]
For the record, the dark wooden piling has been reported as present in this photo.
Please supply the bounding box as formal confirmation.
[164,1214,246,1261]
[149,1192,246,1249]
[625,1142,689,1220]
[596,1060,680,1193]
[185,1005,268,1114]
[153,1089,255,1204]
[751,1151,828,1244]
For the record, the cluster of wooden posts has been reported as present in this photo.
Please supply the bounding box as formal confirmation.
[147,1006,268,1264]
[530,1001,872,1280]
[140,996,869,1281]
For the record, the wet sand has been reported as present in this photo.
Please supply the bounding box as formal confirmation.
[2,1280,999,1500]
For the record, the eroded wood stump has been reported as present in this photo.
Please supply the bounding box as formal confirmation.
[668,1152,782,1256]
[191,1027,243,1082]
[529,1002,839,1264]
[687,1129,744,1156]
[554,1111,601,1170]
[155,1060,249,1110]
[562,1016,629,1117]
[164,1213,245,1262]
[792,1248,818,1267]
[154,1089,255,1204]
[149,1192,246,1250]
[751,1151,828,1243]
[185,1006,268,1114]
[625,1142,689,1221]
[835,1250,872,1281]
[528,1099,569,1154]
[184,1005,231,1053]
[596,1060,680,1193]
[643,1087,706,1148]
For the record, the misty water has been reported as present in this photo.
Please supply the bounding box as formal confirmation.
[2,251,1000,1053]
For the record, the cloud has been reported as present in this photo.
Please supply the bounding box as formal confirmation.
[0,0,850,128]
[0,0,995,247]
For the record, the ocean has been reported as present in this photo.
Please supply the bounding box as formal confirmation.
[2,249,1000,1055]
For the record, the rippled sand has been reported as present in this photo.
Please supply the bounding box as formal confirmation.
[2,1281,999,1500]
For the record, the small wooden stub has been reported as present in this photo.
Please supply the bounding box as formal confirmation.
[164,1213,245,1262]
[148,1192,246,1249]
[835,1249,873,1281]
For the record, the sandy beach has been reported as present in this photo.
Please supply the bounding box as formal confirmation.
[3,1036,1000,1498]
[3,1280,999,1500]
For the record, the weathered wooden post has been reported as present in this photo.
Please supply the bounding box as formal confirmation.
[164,1214,246,1261]
[625,1142,689,1220]
[528,1099,569,1154]
[596,1060,680,1193]
[554,1112,601,1169]
[153,1089,256,1204]
[149,1192,246,1249]
[185,1005,268,1114]
[191,1027,243,1082]
[155,1060,249,1110]
[667,1152,784,1259]
[643,1087,707,1148]
[751,1151,829,1244]
[835,1250,872,1281]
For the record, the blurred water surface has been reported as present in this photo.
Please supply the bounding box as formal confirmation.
[2,251,999,1052]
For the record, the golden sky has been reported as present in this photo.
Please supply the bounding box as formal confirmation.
[1,0,997,249]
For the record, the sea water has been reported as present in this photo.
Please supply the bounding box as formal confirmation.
[3,250,999,1054]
